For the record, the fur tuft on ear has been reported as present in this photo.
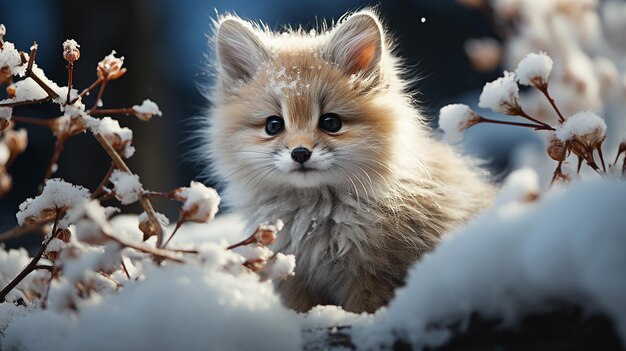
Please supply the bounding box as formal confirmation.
[216,17,268,85]
[325,11,384,77]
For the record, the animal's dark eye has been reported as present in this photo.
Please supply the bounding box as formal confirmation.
[319,113,342,133]
[265,116,284,135]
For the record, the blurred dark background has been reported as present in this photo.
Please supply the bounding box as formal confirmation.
[0,0,501,249]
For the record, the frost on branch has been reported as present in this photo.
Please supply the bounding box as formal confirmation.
[478,71,521,115]
[132,99,162,121]
[555,110,607,146]
[109,170,142,205]
[440,51,622,183]
[172,181,221,223]
[97,50,126,81]
[62,39,80,63]
[16,179,90,226]
[90,117,135,158]
[438,104,481,143]
[515,52,553,88]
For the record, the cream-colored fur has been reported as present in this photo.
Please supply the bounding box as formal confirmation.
[206,10,495,313]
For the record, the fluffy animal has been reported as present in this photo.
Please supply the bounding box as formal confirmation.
[206,9,494,313]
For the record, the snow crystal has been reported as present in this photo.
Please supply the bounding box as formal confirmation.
[174,181,221,223]
[91,117,135,158]
[555,110,606,144]
[515,52,553,87]
[438,104,479,143]
[266,66,302,96]
[354,178,626,350]
[132,99,162,116]
[16,179,90,225]
[478,71,520,114]
[110,170,142,205]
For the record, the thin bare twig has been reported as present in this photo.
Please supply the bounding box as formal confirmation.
[11,115,53,128]
[479,117,554,130]
[73,77,102,103]
[0,209,62,303]
[43,138,65,182]
[66,62,74,105]
[90,78,107,111]
[92,132,164,246]
[0,218,50,243]
[91,163,115,199]
[0,97,51,108]
[537,86,566,123]
[103,232,183,263]
[89,108,134,116]
[162,219,184,249]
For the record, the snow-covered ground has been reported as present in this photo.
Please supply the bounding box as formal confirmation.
[1,171,625,350]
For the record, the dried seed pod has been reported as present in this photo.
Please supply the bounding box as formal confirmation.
[5,83,15,98]
[244,258,266,272]
[97,51,126,80]
[57,228,71,242]
[0,66,11,84]
[4,128,27,157]
[547,135,567,161]
[62,39,80,63]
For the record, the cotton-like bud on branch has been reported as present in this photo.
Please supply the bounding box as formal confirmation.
[45,238,66,262]
[6,84,15,98]
[515,52,553,89]
[97,50,126,80]
[478,71,521,115]
[262,253,296,280]
[69,200,111,245]
[62,39,80,63]
[238,244,272,272]
[3,128,27,157]
[138,211,169,239]
[109,170,142,205]
[438,104,481,143]
[172,181,221,223]
[16,178,90,226]
[91,117,135,158]
[464,37,501,73]
[57,228,71,243]
[131,99,162,121]
[253,219,284,246]
[555,110,607,147]
[0,24,5,41]
[50,115,87,140]
[0,107,12,131]
[547,134,567,161]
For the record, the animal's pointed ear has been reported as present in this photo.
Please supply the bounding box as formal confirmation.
[216,17,269,84]
[325,11,384,77]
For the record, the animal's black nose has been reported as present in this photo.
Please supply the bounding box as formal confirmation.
[291,147,311,164]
